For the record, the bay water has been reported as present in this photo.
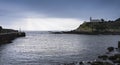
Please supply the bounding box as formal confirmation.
[0,31,120,65]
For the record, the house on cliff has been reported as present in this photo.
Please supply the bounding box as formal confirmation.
[90,17,103,22]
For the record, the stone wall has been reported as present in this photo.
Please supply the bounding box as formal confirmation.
[0,32,25,44]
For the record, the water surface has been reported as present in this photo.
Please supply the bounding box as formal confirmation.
[0,31,120,65]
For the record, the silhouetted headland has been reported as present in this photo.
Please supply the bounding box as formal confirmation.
[0,26,26,44]
[52,18,120,35]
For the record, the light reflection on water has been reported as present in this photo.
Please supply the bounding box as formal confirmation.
[0,31,120,65]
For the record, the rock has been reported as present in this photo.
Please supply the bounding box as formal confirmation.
[108,56,117,61]
[112,59,120,63]
[79,61,84,65]
[90,61,113,65]
[108,54,120,63]
[87,61,92,64]
[114,54,120,58]
[98,55,108,60]
[107,47,114,52]
[118,41,120,48]
[63,62,76,65]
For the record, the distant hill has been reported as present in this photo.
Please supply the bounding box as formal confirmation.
[50,18,120,35]
[75,18,120,33]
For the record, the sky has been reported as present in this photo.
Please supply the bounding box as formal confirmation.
[0,0,120,31]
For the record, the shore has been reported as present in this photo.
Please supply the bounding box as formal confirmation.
[60,41,120,65]
[51,31,120,35]
[0,32,26,44]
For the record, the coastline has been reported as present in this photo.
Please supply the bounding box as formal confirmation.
[60,42,120,65]
[0,32,26,44]
[52,18,120,35]
[51,31,120,35]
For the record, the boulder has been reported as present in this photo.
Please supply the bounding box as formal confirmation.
[98,55,108,60]
[107,47,114,52]
[90,61,113,65]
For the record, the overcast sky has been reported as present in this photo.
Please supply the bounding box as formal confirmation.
[0,0,120,31]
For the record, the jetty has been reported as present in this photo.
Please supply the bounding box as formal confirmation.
[0,26,26,44]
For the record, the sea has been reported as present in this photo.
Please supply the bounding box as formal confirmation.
[0,31,120,65]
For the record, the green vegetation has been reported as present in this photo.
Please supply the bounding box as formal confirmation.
[76,18,120,33]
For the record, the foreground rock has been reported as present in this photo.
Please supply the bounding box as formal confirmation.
[61,41,120,65]
[107,47,114,52]
[98,55,108,60]
[90,61,113,65]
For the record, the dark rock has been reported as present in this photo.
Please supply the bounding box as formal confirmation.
[79,61,84,65]
[108,54,120,63]
[107,47,114,52]
[87,61,91,63]
[118,41,120,48]
[63,62,75,65]
[90,61,113,65]
[114,54,120,58]
[98,55,108,60]
[112,59,120,63]
[108,56,117,61]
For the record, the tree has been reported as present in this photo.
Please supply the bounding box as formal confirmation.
[101,19,105,22]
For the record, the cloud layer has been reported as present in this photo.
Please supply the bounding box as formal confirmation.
[0,0,120,31]
[8,17,82,31]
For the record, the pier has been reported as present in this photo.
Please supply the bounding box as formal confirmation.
[0,32,26,44]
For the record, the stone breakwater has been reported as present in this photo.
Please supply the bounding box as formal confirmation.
[0,32,25,44]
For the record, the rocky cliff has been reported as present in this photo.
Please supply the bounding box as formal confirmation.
[75,18,120,33]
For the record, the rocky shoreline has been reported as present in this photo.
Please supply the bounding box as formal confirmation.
[0,26,26,44]
[51,18,120,35]
[60,41,120,65]
[51,31,120,35]
[0,32,26,44]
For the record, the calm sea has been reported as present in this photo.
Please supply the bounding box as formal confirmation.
[0,31,120,65]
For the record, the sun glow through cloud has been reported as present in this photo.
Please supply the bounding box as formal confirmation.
[8,17,83,31]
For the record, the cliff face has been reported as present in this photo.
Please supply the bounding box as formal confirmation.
[75,18,120,33]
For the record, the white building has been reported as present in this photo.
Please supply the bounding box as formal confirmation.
[90,17,102,22]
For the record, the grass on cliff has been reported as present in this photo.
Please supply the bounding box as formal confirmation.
[76,18,120,32]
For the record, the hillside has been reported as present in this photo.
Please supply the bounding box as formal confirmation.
[75,18,120,33]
